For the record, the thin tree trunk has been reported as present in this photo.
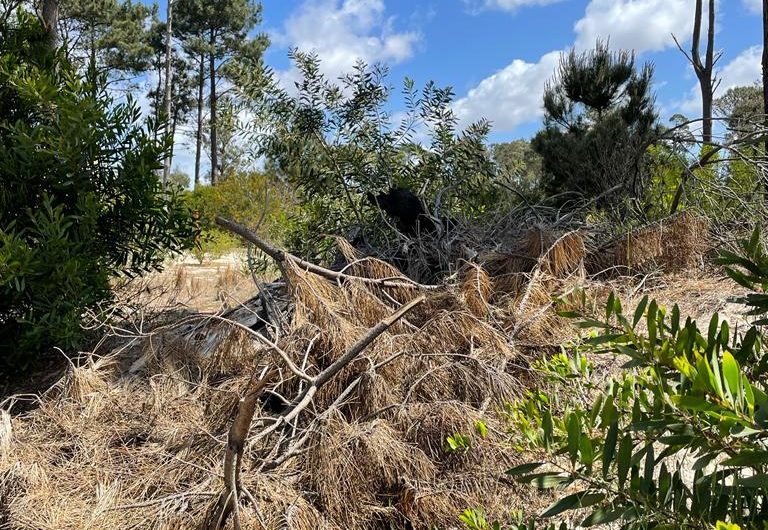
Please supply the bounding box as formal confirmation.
[41,0,58,47]
[194,54,204,190]
[703,0,715,143]
[763,0,768,166]
[152,65,163,142]
[161,0,174,188]
[170,89,178,176]
[209,29,218,186]
[691,0,715,144]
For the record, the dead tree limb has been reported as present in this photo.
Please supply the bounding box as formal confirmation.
[214,216,442,291]
[202,366,277,530]
[673,0,720,143]
[202,295,425,530]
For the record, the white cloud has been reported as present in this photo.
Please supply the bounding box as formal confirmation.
[720,45,763,89]
[274,0,420,84]
[743,0,762,14]
[453,51,561,131]
[464,0,565,13]
[678,45,762,116]
[574,0,693,53]
[452,0,695,133]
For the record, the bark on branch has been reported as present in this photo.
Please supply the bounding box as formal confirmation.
[214,216,441,291]
[201,294,425,530]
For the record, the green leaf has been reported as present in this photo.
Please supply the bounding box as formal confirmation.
[581,505,626,527]
[750,223,761,252]
[540,491,605,518]
[606,292,615,320]
[642,444,655,493]
[722,451,768,467]
[675,395,717,412]
[744,379,755,414]
[567,413,580,464]
[671,304,680,335]
[474,420,487,437]
[602,421,618,478]
[708,313,719,348]
[506,462,545,476]
[543,409,554,451]
[722,350,741,403]
[586,333,626,346]
[725,267,757,291]
[737,473,768,488]
[579,434,594,467]
[692,452,719,471]
[719,321,730,347]
[647,300,658,347]
[617,434,633,490]
[659,434,695,446]
[737,327,758,363]
[633,295,648,328]
[518,472,572,489]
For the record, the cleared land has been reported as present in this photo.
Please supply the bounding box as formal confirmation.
[0,218,749,530]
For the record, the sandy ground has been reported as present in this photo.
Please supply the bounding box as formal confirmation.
[139,249,259,312]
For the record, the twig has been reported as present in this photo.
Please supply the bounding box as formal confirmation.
[215,216,441,291]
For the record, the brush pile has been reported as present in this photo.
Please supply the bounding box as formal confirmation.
[586,212,709,276]
[0,214,709,530]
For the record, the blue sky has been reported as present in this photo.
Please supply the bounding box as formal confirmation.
[163,0,765,175]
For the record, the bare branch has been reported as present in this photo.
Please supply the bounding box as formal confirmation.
[215,216,442,291]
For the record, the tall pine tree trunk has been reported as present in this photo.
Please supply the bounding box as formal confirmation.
[194,54,204,190]
[161,0,174,188]
[209,30,218,185]
[170,86,178,175]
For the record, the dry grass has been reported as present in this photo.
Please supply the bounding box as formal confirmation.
[586,212,709,276]
[1,214,711,530]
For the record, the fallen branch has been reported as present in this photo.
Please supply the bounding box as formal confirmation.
[201,366,277,530]
[202,295,425,530]
[215,216,442,291]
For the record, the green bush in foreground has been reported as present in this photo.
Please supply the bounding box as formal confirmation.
[0,11,194,363]
[467,227,768,529]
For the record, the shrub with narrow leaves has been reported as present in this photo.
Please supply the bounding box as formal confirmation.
[238,51,499,262]
[480,226,768,529]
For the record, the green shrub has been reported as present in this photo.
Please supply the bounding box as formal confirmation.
[185,171,294,263]
[239,52,499,262]
[0,10,194,363]
[496,227,768,529]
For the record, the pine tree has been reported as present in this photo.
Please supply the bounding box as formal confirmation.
[174,0,268,185]
[532,40,659,210]
[59,0,154,79]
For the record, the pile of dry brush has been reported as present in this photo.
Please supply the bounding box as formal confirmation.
[0,213,708,530]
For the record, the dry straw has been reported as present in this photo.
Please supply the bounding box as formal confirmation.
[586,212,709,276]
[1,213,705,529]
